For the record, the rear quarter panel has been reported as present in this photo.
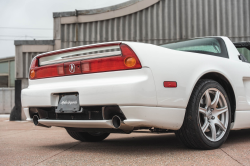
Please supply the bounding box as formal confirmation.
[123,39,248,110]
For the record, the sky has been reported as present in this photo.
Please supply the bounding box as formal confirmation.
[0,0,129,58]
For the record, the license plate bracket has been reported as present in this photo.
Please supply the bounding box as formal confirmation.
[55,93,82,113]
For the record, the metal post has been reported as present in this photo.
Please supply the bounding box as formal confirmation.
[9,80,22,121]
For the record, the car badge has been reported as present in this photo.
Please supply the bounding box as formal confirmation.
[69,64,75,73]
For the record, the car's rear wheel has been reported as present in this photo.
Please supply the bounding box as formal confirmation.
[66,130,110,142]
[175,79,231,149]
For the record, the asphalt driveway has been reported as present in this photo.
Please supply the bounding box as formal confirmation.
[0,116,249,166]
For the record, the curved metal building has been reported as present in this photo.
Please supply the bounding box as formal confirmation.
[53,0,250,50]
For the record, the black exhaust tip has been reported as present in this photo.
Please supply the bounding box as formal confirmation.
[112,115,121,129]
[32,114,51,128]
[33,115,39,126]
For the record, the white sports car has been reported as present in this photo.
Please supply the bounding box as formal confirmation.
[22,36,250,149]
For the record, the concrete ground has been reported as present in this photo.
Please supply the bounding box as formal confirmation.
[0,116,250,166]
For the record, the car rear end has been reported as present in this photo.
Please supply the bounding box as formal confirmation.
[22,42,167,133]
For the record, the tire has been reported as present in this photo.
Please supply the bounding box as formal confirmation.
[175,79,231,149]
[66,130,110,142]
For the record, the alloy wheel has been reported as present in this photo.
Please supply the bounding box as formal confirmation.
[198,88,229,142]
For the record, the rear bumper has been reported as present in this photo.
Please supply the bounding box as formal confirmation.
[22,68,185,130]
[21,68,157,107]
[25,106,185,130]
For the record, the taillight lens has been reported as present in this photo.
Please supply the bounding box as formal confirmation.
[30,58,38,68]
[30,69,36,79]
[124,57,136,67]
[29,58,38,79]
[80,44,141,74]
[29,43,142,79]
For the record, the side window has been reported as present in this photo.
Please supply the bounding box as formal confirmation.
[237,47,250,63]
[0,75,8,87]
[160,37,228,58]
[174,40,221,54]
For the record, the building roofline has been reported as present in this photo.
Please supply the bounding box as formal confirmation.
[0,56,15,62]
[14,40,54,46]
[53,0,143,18]
[56,0,159,24]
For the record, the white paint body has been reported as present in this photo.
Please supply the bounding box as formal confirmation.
[22,36,250,130]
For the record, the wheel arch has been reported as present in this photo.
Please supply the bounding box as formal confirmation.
[193,72,236,123]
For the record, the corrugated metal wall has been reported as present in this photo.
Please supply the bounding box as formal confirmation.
[61,0,250,49]
[22,52,43,78]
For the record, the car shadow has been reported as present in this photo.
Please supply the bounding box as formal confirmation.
[40,129,250,155]
[222,129,250,147]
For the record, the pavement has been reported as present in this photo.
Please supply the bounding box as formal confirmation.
[0,116,250,166]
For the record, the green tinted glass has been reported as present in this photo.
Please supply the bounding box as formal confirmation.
[160,37,228,58]
[237,48,250,63]
[0,61,9,74]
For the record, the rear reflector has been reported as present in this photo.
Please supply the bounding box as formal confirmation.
[29,43,142,79]
[57,65,64,75]
[164,81,177,88]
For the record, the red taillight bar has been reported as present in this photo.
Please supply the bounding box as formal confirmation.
[29,43,142,80]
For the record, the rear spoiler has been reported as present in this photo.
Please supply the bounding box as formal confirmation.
[37,42,122,66]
